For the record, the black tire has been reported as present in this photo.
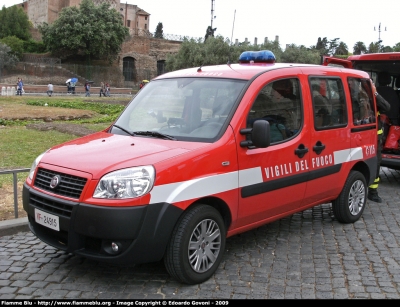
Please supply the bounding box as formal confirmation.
[164,204,226,284]
[332,170,367,223]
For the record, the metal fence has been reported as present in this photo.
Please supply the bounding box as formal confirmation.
[0,168,30,218]
[132,29,201,42]
[22,55,61,66]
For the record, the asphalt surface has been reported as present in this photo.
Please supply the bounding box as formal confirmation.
[1,167,399,299]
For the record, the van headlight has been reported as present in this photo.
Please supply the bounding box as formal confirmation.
[93,166,155,199]
[29,152,46,180]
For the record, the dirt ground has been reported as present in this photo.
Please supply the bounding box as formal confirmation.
[0,97,130,221]
[0,182,26,221]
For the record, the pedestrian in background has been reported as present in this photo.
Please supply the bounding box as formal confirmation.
[85,82,91,97]
[16,78,23,95]
[70,81,76,94]
[105,82,110,97]
[100,82,106,97]
[47,82,53,97]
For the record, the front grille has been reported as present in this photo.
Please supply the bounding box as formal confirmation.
[34,168,87,199]
[30,193,74,217]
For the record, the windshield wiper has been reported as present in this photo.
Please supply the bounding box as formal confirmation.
[133,131,177,140]
[112,124,136,136]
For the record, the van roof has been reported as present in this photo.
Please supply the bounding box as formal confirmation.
[155,62,343,81]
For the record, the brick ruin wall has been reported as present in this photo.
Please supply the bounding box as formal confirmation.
[2,36,182,88]
[119,36,181,86]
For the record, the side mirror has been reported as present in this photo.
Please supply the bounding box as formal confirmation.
[240,120,271,148]
[252,120,271,148]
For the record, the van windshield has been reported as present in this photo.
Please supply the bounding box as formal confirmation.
[111,78,246,142]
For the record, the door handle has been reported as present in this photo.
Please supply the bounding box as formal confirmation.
[313,141,326,155]
[295,144,309,158]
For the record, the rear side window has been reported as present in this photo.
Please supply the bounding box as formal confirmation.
[347,78,376,126]
[310,77,347,129]
[247,78,302,143]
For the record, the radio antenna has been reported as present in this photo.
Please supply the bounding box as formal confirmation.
[230,9,236,45]
[228,9,236,64]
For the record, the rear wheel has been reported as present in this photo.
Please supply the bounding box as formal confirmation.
[164,204,226,284]
[332,170,366,223]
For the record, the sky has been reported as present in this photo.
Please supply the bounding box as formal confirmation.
[2,0,400,51]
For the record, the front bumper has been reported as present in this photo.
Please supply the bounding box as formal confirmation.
[23,183,183,264]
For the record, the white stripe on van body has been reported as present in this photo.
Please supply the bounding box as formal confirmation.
[149,147,363,204]
[334,148,363,164]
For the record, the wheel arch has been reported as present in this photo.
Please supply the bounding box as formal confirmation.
[351,161,372,186]
[187,196,232,232]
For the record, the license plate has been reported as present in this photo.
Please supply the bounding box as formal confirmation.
[34,208,60,231]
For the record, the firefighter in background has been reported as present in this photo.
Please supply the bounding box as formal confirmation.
[369,80,391,203]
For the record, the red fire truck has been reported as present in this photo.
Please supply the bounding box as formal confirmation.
[323,53,400,170]
[24,50,378,284]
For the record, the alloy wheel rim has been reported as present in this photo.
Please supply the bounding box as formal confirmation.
[348,179,365,215]
[188,219,221,273]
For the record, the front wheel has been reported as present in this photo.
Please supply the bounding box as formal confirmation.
[332,170,367,223]
[164,204,226,284]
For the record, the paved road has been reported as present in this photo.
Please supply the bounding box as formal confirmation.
[1,167,400,299]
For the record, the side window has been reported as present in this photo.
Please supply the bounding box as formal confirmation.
[310,77,347,129]
[247,78,302,143]
[348,78,376,125]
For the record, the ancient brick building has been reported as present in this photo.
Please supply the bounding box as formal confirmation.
[17,0,150,35]
[12,0,179,86]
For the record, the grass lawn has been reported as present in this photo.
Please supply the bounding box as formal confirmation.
[0,95,130,172]
[0,95,131,220]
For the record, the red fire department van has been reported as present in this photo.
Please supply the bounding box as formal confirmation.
[24,50,378,284]
[323,52,400,170]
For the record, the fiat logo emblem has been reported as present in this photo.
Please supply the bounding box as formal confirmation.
[50,175,61,189]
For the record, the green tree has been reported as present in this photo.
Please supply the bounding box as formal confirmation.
[0,5,31,41]
[334,42,348,56]
[167,36,238,71]
[353,41,367,55]
[393,43,400,52]
[0,36,24,59]
[154,22,164,39]
[23,39,47,53]
[281,44,321,64]
[368,42,380,53]
[327,38,340,56]
[313,37,329,55]
[0,42,18,78]
[381,45,393,53]
[38,0,129,62]
[166,35,284,72]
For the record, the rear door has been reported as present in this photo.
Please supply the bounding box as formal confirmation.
[302,72,377,206]
[347,76,377,176]
[302,74,351,204]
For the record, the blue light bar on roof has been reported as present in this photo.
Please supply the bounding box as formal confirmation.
[239,50,276,63]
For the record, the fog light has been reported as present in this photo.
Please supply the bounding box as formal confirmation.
[101,239,132,255]
[111,242,119,252]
